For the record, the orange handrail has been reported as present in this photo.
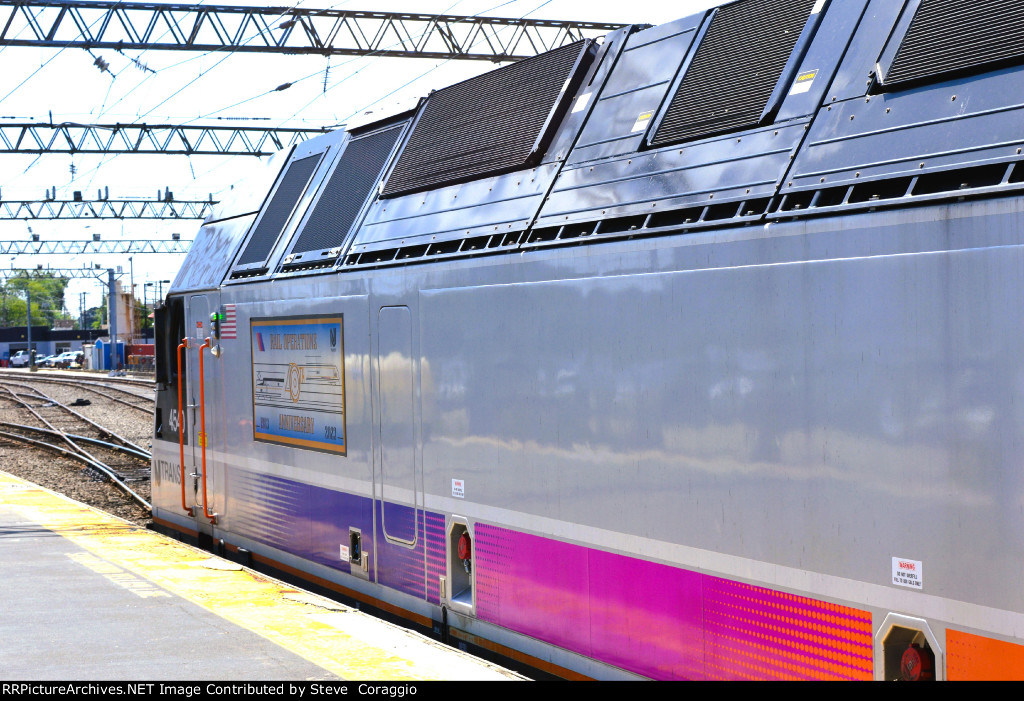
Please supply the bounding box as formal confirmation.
[198,337,217,524]
[176,338,193,516]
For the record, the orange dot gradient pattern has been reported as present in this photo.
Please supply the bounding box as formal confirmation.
[703,577,874,680]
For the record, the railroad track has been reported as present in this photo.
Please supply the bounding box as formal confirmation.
[0,369,153,396]
[0,373,155,414]
[0,378,152,512]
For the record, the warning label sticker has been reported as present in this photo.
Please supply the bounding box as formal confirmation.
[892,557,923,589]
[631,110,654,133]
[572,92,592,113]
[789,69,818,96]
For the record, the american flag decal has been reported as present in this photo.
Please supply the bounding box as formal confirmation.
[221,304,237,339]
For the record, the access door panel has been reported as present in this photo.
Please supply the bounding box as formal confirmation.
[376,306,418,544]
[186,294,210,511]
[185,293,223,521]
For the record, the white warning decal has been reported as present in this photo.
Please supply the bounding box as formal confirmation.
[572,92,592,113]
[452,478,465,499]
[789,69,818,96]
[631,110,654,133]
[892,557,923,590]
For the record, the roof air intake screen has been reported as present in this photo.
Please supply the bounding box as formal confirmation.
[884,0,1024,87]
[381,40,593,198]
[650,0,816,148]
[289,123,406,256]
[235,153,322,266]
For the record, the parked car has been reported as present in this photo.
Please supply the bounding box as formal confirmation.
[41,354,67,368]
[8,350,31,367]
[52,351,81,368]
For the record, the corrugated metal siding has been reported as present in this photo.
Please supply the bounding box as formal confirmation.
[885,0,1024,86]
[235,153,322,266]
[289,124,405,256]
[381,41,592,198]
[650,0,816,148]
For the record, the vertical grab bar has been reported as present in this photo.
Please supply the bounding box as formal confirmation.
[176,338,193,516]
[198,337,217,524]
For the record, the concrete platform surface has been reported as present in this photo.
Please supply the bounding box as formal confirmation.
[0,470,522,681]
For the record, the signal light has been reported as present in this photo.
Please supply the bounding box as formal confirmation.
[210,311,225,339]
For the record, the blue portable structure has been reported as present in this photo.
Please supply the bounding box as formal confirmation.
[94,338,125,371]
[152,0,1024,680]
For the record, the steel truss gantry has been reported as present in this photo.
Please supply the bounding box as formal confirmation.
[0,122,328,155]
[0,266,118,278]
[0,196,214,219]
[0,1,618,61]
[0,239,191,254]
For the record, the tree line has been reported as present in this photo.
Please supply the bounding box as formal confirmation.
[0,271,153,332]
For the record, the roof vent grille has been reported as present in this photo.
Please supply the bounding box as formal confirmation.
[234,153,323,267]
[381,40,594,198]
[650,0,816,147]
[884,0,1024,87]
[288,123,406,258]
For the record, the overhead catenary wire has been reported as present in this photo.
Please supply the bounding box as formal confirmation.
[7,0,563,193]
[0,1,605,233]
[67,0,319,194]
[0,11,123,181]
[283,0,547,127]
[145,0,480,190]
[192,0,476,126]
[186,0,527,188]
[71,1,315,194]
[0,0,303,193]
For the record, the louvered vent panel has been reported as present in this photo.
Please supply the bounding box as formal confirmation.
[886,0,1024,86]
[650,0,816,147]
[381,41,591,198]
[290,124,406,255]
[235,154,322,266]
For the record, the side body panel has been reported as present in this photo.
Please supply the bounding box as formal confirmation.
[154,194,1024,678]
[151,0,1024,680]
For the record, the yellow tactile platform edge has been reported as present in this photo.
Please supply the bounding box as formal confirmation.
[0,470,521,681]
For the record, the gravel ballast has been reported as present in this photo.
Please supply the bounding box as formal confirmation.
[0,371,154,526]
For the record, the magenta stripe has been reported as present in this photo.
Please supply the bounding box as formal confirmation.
[474,523,873,680]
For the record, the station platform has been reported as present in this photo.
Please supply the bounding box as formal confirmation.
[0,470,522,681]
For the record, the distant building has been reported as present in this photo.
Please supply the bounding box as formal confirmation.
[0,326,104,361]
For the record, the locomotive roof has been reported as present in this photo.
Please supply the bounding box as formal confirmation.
[171,0,1024,294]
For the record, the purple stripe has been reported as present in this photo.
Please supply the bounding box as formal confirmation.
[375,502,426,599]
[221,468,872,679]
[424,511,446,604]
